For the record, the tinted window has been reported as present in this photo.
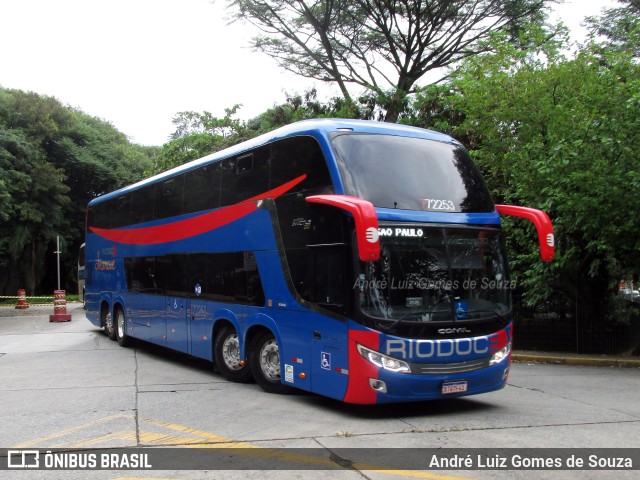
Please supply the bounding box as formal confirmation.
[155,177,184,218]
[156,255,188,296]
[276,197,347,249]
[332,134,493,212]
[89,202,109,229]
[89,136,332,230]
[130,186,155,224]
[112,194,131,227]
[270,136,333,193]
[183,164,221,214]
[286,246,347,314]
[275,194,350,313]
[124,252,265,306]
[220,147,270,206]
[125,257,161,294]
[198,252,264,305]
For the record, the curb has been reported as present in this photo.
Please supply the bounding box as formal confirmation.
[512,352,640,368]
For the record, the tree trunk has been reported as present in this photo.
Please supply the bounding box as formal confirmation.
[383,82,412,123]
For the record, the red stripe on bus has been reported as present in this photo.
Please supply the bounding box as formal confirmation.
[90,174,307,245]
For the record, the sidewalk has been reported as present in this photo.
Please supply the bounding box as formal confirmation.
[512,350,640,368]
[0,303,78,317]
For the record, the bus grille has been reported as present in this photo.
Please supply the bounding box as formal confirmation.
[410,357,490,375]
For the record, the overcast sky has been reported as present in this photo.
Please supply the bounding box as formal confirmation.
[0,0,620,146]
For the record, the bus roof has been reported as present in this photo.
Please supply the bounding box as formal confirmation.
[89,119,457,206]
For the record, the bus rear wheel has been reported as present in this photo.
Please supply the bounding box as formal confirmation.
[249,331,292,394]
[102,307,116,341]
[115,307,131,347]
[214,325,253,383]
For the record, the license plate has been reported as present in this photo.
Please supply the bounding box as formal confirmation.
[442,380,468,394]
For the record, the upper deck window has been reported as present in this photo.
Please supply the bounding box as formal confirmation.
[331,134,493,213]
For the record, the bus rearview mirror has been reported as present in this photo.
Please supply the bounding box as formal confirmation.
[496,204,555,262]
[305,194,380,262]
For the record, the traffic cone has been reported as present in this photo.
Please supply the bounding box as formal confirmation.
[49,290,72,322]
[15,289,30,309]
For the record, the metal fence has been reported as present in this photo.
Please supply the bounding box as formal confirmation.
[513,288,640,355]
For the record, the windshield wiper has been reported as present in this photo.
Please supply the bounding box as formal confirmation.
[376,308,447,333]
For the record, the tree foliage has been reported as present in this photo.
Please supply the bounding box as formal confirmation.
[408,22,640,330]
[149,89,366,173]
[585,0,640,57]
[0,87,155,294]
[224,0,555,121]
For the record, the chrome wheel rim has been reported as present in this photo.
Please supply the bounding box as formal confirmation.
[222,334,243,370]
[259,339,280,381]
[117,311,125,339]
[105,312,113,335]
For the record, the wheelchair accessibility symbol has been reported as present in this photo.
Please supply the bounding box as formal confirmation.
[455,301,469,319]
[321,352,331,370]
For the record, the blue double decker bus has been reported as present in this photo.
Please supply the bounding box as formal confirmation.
[84,119,554,404]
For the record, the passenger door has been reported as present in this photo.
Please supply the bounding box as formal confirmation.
[157,255,189,353]
[166,295,189,354]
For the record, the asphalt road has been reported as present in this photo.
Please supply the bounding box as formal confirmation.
[0,304,638,479]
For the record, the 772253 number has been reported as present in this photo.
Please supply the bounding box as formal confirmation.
[421,198,455,211]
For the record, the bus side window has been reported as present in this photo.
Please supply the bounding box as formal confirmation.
[313,246,346,311]
[155,177,184,219]
[188,253,207,297]
[183,164,221,214]
[157,255,187,296]
[91,201,113,229]
[125,257,160,294]
[270,136,332,193]
[130,186,155,225]
[113,194,131,227]
[220,147,270,206]
[286,246,346,314]
[220,158,239,206]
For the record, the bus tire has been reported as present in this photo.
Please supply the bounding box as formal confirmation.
[115,307,131,347]
[214,325,253,383]
[103,307,117,341]
[249,331,292,394]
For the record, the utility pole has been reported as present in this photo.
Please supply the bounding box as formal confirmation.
[54,236,61,291]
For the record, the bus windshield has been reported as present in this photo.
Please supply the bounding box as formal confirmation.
[332,134,493,212]
[356,226,511,325]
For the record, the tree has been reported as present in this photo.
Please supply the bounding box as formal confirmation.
[410,24,640,347]
[149,106,252,174]
[149,90,359,173]
[0,128,69,294]
[584,0,640,57]
[224,0,555,121]
[0,87,155,295]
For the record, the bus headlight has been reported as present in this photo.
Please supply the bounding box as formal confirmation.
[356,344,411,373]
[489,342,512,366]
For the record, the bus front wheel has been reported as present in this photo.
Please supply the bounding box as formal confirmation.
[249,331,292,394]
[214,325,253,383]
